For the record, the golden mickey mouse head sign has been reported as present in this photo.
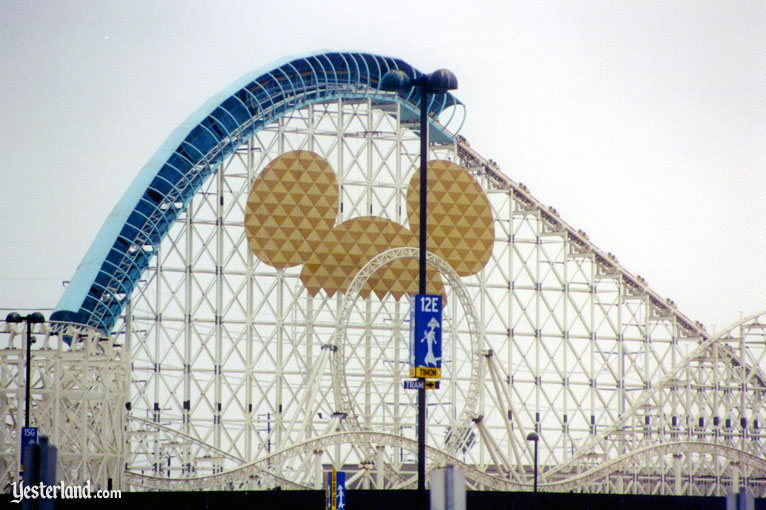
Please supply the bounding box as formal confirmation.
[245,150,493,300]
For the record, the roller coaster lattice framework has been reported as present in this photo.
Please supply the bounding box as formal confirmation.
[1,51,764,496]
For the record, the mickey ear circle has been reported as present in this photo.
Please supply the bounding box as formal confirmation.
[245,150,339,268]
[406,160,495,277]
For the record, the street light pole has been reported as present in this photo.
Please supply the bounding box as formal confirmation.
[380,67,457,501]
[8,312,46,476]
[416,74,428,494]
[6,312,46,428]
[6,312,45,428]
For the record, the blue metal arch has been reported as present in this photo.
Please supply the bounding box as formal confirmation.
[51,51,464,334]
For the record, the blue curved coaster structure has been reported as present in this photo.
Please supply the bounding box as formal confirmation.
[51,51,464,334]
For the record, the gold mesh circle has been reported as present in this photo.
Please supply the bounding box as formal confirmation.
[245,150,339,268]
[406,160,494,276]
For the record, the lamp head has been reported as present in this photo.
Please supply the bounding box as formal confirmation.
[526,431,539,442]
[379,69,412,92]
[28,312,45,324]
[426,69,458,93]
[5,312,22,324]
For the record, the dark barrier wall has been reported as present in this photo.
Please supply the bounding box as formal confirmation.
[4,489,761,510]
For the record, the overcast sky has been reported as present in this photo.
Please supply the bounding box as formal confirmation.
[0,1,763,334]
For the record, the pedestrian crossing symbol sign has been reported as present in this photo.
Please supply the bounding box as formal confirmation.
[409,294,442,379]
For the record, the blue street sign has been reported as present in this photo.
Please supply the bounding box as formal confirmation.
[409,294,443,379]
[20,426,37,468]
[326,469,346,510]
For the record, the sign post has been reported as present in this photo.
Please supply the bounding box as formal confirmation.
[409,293,442,505]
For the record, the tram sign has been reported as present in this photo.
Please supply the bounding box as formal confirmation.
[326,468,346,510]
[403,379,440,390]
[409,294,443,379]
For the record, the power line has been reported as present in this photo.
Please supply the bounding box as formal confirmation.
[0,277,66,281]
[0,307,55,311]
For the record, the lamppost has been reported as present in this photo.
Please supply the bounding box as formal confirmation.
[379,68,458,499]
[6,312,45,428]
[526,431,540,493]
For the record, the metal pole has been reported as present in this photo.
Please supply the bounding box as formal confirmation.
[24,317,32,428]
[417,76,428,500]
[533,439,538,493]
[418,79,428,294]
